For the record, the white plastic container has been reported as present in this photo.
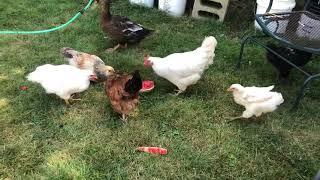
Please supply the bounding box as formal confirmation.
[158,0,187,17]
[129,0,154,8]
[255,0,296,30]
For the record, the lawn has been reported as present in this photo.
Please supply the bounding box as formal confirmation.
[1,0,320,179]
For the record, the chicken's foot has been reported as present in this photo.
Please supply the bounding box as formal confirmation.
[226,116,244,123]
[172,89,184,96]
[70,98,82,101]
[64,99,71,106]
[106,43,128,53]
[121,114,128,123]
[106,44,121,53]
[63,97,81,106]
[71,93,79,97]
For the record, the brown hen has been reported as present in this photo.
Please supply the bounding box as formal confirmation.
[61,47,105,71]
[96,67,142,121]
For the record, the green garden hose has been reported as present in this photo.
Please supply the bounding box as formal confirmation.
[0,0,94,35]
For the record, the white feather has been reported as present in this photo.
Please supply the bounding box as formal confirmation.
[229,84,284,118]
[148,36,217,91]
[27,64,93,100]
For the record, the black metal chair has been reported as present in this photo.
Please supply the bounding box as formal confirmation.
[236,0,320,109]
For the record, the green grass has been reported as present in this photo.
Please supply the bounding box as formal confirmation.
[1,0,320,179]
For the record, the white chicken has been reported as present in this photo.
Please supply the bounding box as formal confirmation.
[227,84,284,119]
[61,47,105,72]
[27,64,99,105]
[143,36,217,95]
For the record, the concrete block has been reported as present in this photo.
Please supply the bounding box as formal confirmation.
[192,0,230,22]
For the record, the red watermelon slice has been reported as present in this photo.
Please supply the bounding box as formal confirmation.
[140,80,155,93]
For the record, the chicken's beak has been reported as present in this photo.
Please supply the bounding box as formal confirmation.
[105,66,115,75]
[89,74,98,82]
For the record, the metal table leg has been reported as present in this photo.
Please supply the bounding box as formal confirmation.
[236,34,268,68]
[292,73,320,109]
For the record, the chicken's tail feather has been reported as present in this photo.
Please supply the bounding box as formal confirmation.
[27,71,42,83]
[26,64,54,83]
[142,28,154,37]
[61,47,78,64]
[267,85,274,91]
[273,92,284,106]
[61,47,74,58]
[124,70,142,95]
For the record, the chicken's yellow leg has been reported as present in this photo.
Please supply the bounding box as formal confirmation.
[226,116,244,123]
[70,98,82,101]
[64,99,70,106]
[106,44,121,53]
[172,89,184,96]
[121,114,128,123]
[70,94,81,101]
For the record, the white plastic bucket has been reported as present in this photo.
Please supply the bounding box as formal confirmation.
[129,0,154,8]
[158,0,187,17]
[255,0,296,30]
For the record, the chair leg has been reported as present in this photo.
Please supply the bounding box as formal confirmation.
[236,35,253,68]
[291,74,320,110]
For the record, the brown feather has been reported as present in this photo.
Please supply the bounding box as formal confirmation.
[77,54,95,69]
[99,0,153,45]
[105,73,140,116]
